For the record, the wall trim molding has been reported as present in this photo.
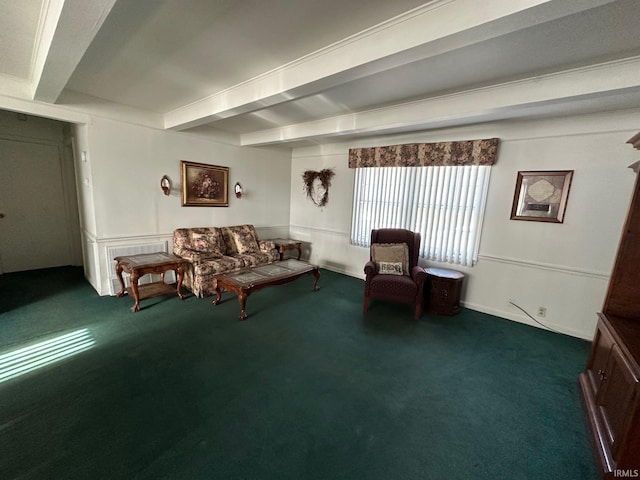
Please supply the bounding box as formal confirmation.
[477,254,610,280]
[92,232,173,244]
[289,224,349,237]
[86,225,290,245]
[286,227,610,281]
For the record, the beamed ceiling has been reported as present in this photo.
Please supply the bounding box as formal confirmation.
[1,0,640,147]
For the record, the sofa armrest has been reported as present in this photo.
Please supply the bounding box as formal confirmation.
[259,240,276,253]
[174,247,221,264]
[411,265,428,285]
[364,260,377,277]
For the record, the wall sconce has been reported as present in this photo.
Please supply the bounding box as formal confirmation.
[234,182,243,199]
[160,175,171,196]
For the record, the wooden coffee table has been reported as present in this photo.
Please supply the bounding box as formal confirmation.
[212,259,320,320]
[114,252,185,312]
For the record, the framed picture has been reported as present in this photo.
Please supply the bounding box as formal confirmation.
[180,161,229,207]
[510,170,573,223]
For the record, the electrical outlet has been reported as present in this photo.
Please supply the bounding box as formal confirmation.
[537,307,547,317]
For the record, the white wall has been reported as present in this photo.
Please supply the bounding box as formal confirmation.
[78,117,291,294]
[85,117,291,237]
[290,110,640,339]
[3,90,639,337]
[0,95,292,295]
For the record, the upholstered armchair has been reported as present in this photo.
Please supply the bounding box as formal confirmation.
[363,228,428,320]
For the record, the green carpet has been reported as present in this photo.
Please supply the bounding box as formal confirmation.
[0,267,597,479]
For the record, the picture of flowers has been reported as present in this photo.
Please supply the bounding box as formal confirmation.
[180,161,229,207]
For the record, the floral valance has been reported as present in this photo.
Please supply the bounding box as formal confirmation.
[348,138,499,168]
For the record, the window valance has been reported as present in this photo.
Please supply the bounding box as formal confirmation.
[348,138,499,168]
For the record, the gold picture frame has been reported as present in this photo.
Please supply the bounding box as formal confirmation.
[180,161,229,207]
[510,170,573,223]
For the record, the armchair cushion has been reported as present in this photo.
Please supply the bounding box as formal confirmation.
[378,261,403,275]
[369,274,418,300]
[371,243,409,275]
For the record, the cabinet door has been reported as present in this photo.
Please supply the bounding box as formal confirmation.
[596,344,640,459]
[587,320,615,394]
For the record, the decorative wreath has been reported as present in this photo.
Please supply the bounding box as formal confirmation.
[302,168,335,207]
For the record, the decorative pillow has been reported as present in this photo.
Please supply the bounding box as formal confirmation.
[378,261,404,275]
[190,231,224,255]
[232,230,260,254]
[371,243,409,275]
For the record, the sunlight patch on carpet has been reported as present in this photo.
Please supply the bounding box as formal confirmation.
[0,329,95,383]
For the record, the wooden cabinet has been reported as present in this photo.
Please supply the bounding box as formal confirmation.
[579,132,640,478]
[579,314,640,477]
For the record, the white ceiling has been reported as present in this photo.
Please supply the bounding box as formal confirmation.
[2,0,640,147]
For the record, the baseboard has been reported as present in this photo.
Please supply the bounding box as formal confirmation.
[462,301,593,340]
[314,262,364,280]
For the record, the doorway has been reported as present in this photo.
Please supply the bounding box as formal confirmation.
[0,111,82,273]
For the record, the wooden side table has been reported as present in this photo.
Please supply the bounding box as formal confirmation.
[268,238,302,260]
[425,267,464,316]
[114,252,185,312]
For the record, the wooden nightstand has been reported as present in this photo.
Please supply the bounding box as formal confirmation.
[425,267,464,316]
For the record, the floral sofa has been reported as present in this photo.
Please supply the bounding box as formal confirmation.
[173,224,279,297]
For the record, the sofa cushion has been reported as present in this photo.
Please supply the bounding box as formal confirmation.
[231,229,260,254]
[259,240,276,253]
[235,252,273,268]
[176,249,221,264]
[371,243,409,275]
[190,229,224,255]
[193,255,243,276]
[221,225,261,255]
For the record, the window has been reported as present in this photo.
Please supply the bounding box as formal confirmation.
[350,165,491,266]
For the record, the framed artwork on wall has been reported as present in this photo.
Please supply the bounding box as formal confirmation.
[510,170,574,223]
[180,161,229,207]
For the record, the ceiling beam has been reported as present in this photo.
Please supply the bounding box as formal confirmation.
[239,56,640,146]
[164,0,616,131]
[31,0,117,103]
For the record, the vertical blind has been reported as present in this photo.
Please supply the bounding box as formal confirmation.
[350,165,491,266]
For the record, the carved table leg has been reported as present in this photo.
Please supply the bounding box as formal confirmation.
[238,290,248,320]
[175,265,184,300]
[312,269,320,291]
[212,279,222,306]
[115,261,127,297]
[129,272,141,312]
